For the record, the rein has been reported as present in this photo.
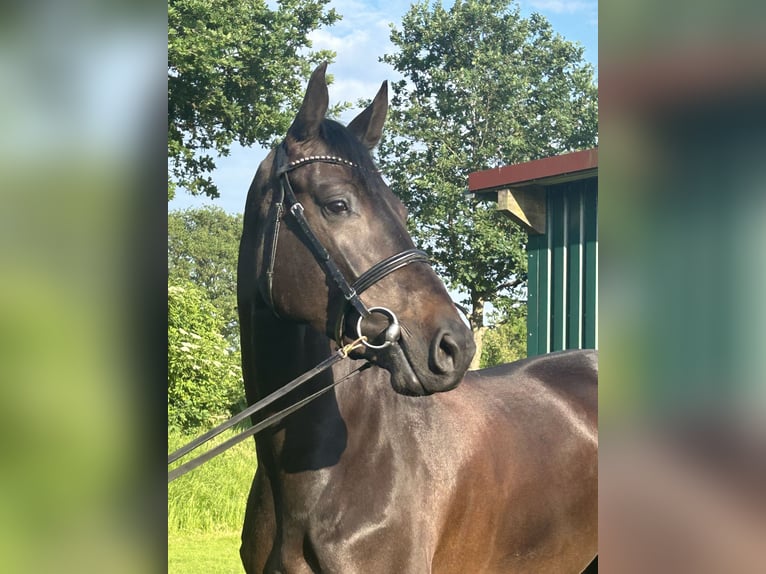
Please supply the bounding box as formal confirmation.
[168,338,369,483]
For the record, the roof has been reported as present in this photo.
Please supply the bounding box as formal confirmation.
[468,148,598,194]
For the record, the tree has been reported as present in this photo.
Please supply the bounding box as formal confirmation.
[168,206,243,347]
[168,0,339,199]
[168,283,243,432]
[378,0,597,365]
[480,304,527,368]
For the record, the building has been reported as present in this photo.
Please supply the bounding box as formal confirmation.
[468,148,598,356]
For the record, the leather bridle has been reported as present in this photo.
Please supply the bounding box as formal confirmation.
[264,143,430,349]
[169,144,433,483]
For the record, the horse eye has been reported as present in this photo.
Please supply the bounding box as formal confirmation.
[325,199,349,214]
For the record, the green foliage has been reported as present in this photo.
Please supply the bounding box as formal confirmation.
[168,207,243,346]
[168,0,340,198]
[168,283,244,432]
[480,305,527,367]
[379,0,598,334]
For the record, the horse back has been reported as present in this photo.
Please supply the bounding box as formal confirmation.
[469,349,597,425]
[430,349,598,572]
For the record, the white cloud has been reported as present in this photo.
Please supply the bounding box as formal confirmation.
[309,28,370,55]
[528,0,595,14]
[308,5,402,114]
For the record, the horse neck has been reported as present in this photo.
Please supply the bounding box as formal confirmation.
[246,308,332,398]
[246,307,351,473]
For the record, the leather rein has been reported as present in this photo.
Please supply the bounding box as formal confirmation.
[168,145,431,483]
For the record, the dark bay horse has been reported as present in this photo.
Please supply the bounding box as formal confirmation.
[237,63,597,573]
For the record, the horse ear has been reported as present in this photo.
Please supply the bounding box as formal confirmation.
[348,80,388,149]
[288,62,329,142]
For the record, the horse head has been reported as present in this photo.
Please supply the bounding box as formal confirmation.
[239,63,475,396]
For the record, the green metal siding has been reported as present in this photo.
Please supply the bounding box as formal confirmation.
[527,178,598,356]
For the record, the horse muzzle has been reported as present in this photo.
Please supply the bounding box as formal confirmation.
[351,309,475,396]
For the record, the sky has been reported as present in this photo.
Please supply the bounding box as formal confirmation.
[169,0,598,215]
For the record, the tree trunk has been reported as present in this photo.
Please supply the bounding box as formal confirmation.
[470,325,488,370]
[469,294,486,371]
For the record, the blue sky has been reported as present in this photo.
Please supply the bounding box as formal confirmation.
[169,0,597,215]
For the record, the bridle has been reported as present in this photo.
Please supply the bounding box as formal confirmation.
[168,144,432,483]
[264,143,430,349]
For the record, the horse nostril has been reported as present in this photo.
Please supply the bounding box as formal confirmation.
[431,331,459,375]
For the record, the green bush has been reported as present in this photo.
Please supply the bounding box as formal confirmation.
[168,283,243,432]
[480,305,527,368]
[168,207,243,347]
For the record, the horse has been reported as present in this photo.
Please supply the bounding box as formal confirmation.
[237,62,598,573]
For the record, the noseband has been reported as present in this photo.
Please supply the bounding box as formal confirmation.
[263,144,430,349]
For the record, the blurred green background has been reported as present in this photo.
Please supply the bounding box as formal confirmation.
[0,1,165,572]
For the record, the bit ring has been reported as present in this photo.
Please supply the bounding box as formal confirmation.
[356,307,401,349]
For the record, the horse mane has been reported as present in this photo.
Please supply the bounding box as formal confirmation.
[318,119,379,174]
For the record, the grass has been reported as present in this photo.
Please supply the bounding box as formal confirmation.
[168,531,244,574]
[168,428,257,573]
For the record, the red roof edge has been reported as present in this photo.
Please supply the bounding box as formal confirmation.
[468,148,598,192]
